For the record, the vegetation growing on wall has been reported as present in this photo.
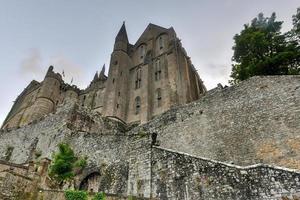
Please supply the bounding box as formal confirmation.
[92,192,106,200]
[64,190,88,200]
[48,143,87,186]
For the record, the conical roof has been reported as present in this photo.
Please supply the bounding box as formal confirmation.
[115,22,129,43]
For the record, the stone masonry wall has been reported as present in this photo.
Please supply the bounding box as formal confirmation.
[0,102,133,195]
[151,147,300,200]
[134,76,300,169]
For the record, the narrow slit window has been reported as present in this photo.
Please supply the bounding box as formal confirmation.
[159,37,163,49]
[156,89,162,107]
[155,59,162,81]
[135,96,141,114]
[135,67,142,89]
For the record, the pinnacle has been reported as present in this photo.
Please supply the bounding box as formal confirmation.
[115,22,129,43]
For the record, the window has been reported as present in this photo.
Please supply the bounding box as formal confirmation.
[112,78,115,84]
[135,67,142,89]
[135,96,141,114]
[155,59,162,81]
[118,92,120,96]
[139,44,146,59]
[156,88,162,107]
[114,60,118,65]
[116,104,119,109]
[159,36,163,49]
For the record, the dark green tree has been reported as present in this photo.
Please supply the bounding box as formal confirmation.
[293,7,300,37]
[230,12,300,84]
[48,143,87,185]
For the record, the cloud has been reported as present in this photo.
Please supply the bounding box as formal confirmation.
[20,49,44,79]
[196,63,231,89]
[48,55,86,88]
[19,49,87,88]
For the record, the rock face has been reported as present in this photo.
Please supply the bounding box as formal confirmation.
[0,75,300,199]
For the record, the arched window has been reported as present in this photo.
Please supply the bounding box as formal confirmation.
[156,88,162,107]
[155,59,162,81]
[135,67,142,89]
[135,96,141,114]
[139,44,146,59]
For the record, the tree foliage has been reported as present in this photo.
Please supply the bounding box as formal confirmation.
[48,143,87,184]
[293,8,300,36]
[230,11,300,84]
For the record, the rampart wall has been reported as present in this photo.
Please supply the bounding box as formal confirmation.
[151,147,300,200]
[133,76,300,169]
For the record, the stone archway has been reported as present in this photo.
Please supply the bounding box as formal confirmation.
[79,172,101,193]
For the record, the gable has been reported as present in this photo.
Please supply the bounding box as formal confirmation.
[134,23,171,47]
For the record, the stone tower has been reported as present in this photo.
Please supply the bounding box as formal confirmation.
[103,22,131,122]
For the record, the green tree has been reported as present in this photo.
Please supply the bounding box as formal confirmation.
[293,7,300,37]
[230,12,300,84]
[48,143,87,185]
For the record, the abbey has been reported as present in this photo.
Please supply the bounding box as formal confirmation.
[1,23,206,129]
[1,23,300,199]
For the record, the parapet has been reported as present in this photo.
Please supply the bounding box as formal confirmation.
[45,66,63,81]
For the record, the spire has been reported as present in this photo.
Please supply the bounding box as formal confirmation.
[93,71,98,82]
[115,21,129,43]
[99,64,106,81]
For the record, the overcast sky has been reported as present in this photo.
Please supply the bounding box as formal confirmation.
[0,0,299,126]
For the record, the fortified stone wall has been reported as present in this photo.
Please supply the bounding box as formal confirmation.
[0,102,133,195]
[151,147,300,200]
[133,76,300,169]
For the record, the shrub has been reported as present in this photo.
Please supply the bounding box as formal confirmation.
[92,192,106,200]
[48,143,87,184]
[64,190,88,200]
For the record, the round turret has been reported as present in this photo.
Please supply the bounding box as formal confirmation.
[20,66,62,126]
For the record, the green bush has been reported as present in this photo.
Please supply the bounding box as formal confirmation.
[64,190,87,200]
[48,143,87,183]
[92,192,106,200]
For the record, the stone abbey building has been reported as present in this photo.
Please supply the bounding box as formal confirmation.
[1,23,206,129]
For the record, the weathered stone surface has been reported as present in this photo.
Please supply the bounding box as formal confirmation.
[0,75,300,199]
[133,75,300,168]
[151,147,300,200]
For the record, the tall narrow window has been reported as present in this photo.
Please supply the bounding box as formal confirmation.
[159,37,163,49]
[135,67,142,89]
[135,96,141,114]
[139,45,146,59]
[156,88,162,107]
[155,59,162,81]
